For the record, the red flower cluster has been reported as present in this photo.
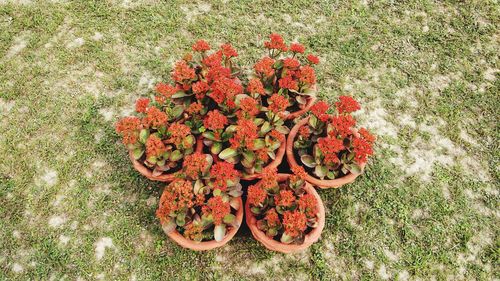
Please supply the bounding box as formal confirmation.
[299,126,310,138]
[264,209,281,228]
[183,223,203,240]
[204,110,228,131]
[282,210,307,237]
[278,75,298,91]
[310,101,329,121]
[229,119,258,150]
[291,165,307,180]
[298,194,318,218]
[210,77,243,106]
[275,190,295,207]
[306,54,320,65]
[283,58,300,69]
[254,57,275,78]
[330,115,356,138]
[353,137,374,164]
[186,102,203,115]
[204,196,230,225]
[172,60,196,83]
[167,123,191,147]
[299,65,316,85]
[156,179,194,223]
[259,167,279,190]
[202,51,223,68]
[221,43,238,58]
[317,137,344,165]
[210,162,240,191]
[192,40,210,52]
[264,33,288,51]
[247,78,265,95]
[268,94,290,113]
[183,153,209,179]
[248,184,267,206]
[115,116,141,144]
[239,97,259,117]
[290,43,305,54]
[155,82,177,98]
[192,80,209,98]
[335,96,360,114]
[135,98,150,113]
[359,128,376,143]
[143,107,168,128]
[146,135,166,158]
[269,129,285,143]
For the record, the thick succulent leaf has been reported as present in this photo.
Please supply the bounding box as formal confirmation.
[219,148,238,160]
[280,233,294,244]
[171,91,189,98]
[202,131,216,140]
[171,105,184,118]
[139,129,150,144]
[296,95,307,105]
[275,125,290,135]
[308,115,318,128]
[348,163,362,174]
[211,142,222,154]
[267,150,276,160]
[253,118,265,126]
[253,139,266,150]
[315,165,327,179]
[132,148,144,160]
[161,219,176,234]
[242,150,255,162]
[169,150,182,161]
[194,180,204,194]
[214,224,226,242]
[301,154,316,168]
[260,121,271,134]
[176,213,186,227]
[230,198,240,210]
[223,214,236,224]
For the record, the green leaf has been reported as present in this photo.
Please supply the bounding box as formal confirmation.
[169,150,182,161]
[308,115,318,128]
[213,189,222,196]
[315,165,327,179]
[280,233,293,244]
[242,150,255,162]
[139,129,149,144]
[219,148,238,160]
[202,131,216,140]
[214,224,226,242]
[348,163,362,174]
[176,213,186,227]
[253,139,266,150]
[171,105,184,118]
[300,154,316,168]
[253,118,265,126]
[132,148,144,160]
[275,125,290,135]
[211,142,222,154]
[171,91,188,98]
[260,121,271,134]
[223,214,236,224]
[251,206,262,214]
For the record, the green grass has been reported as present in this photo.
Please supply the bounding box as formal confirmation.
[0,0,498,280]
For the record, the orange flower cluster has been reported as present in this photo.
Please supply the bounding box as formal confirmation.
[278,75,298,91]
[317,137,344,165]
[167,123,191,147]
[183,153,209,180]
[282,210,307,237]
[290,43,305,54]
[146,135,166,158]
[183,223,203,240]
[268,94,290,114]
[239,97,259,117]
[298,194,318,218]
[229,119,258,150]
[115,116,141,144]
[299,65,316,85]
[330,115,356,138]
[247,184,267,206]
[335,95,361,114]
[204,196,230,225]
[221,43,238,58]
[310,101,329,122]
[274,190,295,207]
[203,110,228,131]
[247,78,265,95]
[135,98,150,113]
[353,137,374,164]
[156,179,194,223]
[264,209,281,228]
[210,77,243,107]
[264,33,288,51]
[143,107,168,128]
[192,39,210,52]
[210,162,240,191]
[172,60,196,83]
[254,57,275,78]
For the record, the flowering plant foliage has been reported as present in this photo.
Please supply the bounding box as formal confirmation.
[294,96,375,179]
[116,99,197,176]
[247,168,320,244]
[249,33,319,115]
[156,153,242,242]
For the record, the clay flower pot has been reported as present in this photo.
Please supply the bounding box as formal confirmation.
[129,136,204,182]
[161,197,244,251]
[286,116,366,189]
[286,95,317,120]
[245,174,325,253]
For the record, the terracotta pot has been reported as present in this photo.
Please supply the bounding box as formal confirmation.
[286,95,317,120]
[245,173,325,253]
[286,116,366,189]
[162,197,244,251]
[129,136,204,182]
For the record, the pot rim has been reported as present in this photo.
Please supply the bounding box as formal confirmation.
[285,95,317,120]
[245,173,325,253]
[286,116,365,189]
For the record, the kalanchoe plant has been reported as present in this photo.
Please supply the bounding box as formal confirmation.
[294,97,376,179]
[247,168,320,244]
[250,33,319,113]
[156,153,242,242]
[115,101,197,177]
[153,40,243,134]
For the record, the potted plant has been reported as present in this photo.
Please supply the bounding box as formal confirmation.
[156,153,243,251]
[245,168,325,253]
[249,33,319,120]
[286,97,376,188]
[115,101,202,181]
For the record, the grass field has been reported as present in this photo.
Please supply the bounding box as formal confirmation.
[0,0,498,280]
